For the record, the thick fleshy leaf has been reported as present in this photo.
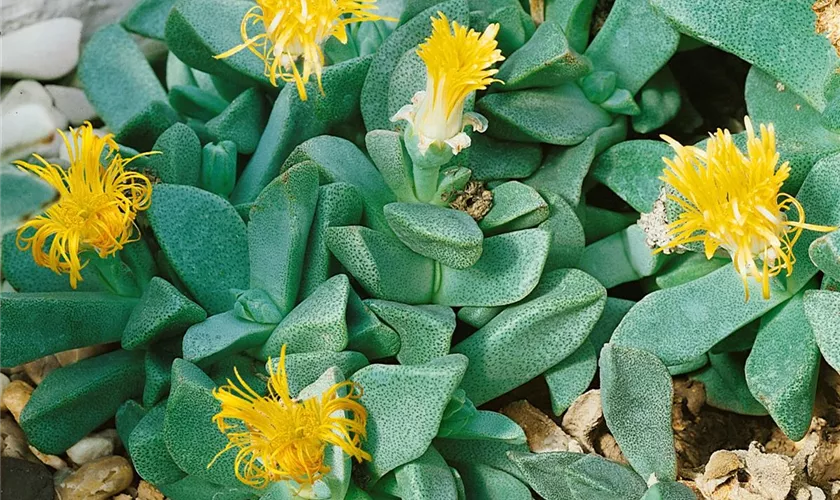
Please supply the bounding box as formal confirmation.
[454,463,531,499]
[457,306,503,329]
[121,0,177,40]
[366,300,455,365]
[633,67,681,134]
[435,229,550,307]
[350,355,468,482]
[435,438,528,481]
[478,83,613,145]
[147,185,249,314]
[584,0,679,94]
[258,274,350,357]
[590,140,670,213]
[116,400,148,449]
[746,292,819,440]
[144,349,175,407]
[589,297,634,352]
[122,277,207,350]
[453,268,605,405]
[347,289,402,360]
[651,0,839,112]
[248,162,319,313]
[0,166,55,237]
[544,341,597,416]
[544,0,597,52]
[804,290,840,373]
[327,226,436,304]
[183,311,275,367]
[361,0,470,130]
[611,152,840,365]
[365,130,418,203]
[386,446,459,500]
[20,349,145,454]
[205,88,268,155]
[1,292,137,367]
[810,230,840,283]
[495,20,592,91]
[79,24,178,149]
[640,481,699,500]
[479,182,549,236]
[600,344,676,481]
[159,476,257,500]
[464,134,543,181]
[129,404,186,486]
[655,253,729,290]
[300,183,365,298]
[508,450,583,500]
[142,123,202,187]
[266,350,369,396]
[692,352,768,416]
[564,455,647,500]
[578,225,665,289]
[385,203,484,269]
[539,191,586,272]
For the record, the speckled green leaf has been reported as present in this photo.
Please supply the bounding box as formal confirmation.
[144,349,175,407]
[159,475,258,500]
[259,274,350,357]
[141,124,201,187]
[283,136,397,234]
[248,162,319,314]
[585,0,678,94]
[386,203,484,269]
[539,191,585,272]
[300,183,365,298]
[651,0,839,112]
[810,231,840,283]
[0,165,55,236]
[804,290,840,373]
[129,404,186,486]
[640,481,698,500]
[389,446,459,500]
[164,359,254,488]
[746,67,840,192]
[457,306,503,329]
[79,24,179,149]
[148,185,249,314]
[525,117,627,207]
[365,130,418,203]
[366,300,455,365]
[479,182,548,236]
[183,310,274,367]
[508,450,582,500]
[745,292,819,440]
[0,292,137,367]
[121,0,176,40]
[600,344,676,481]
[545,341,596,415]
[612,152,840,365]
[564,455,647,500]
[495,20,592,91]
[361,0,470,130]
[578,225,665,289]
[453,462,531,500]
[169,85,229,121]
[206,88,267,155]
[464,134,542,181]
[581,206,637,244]
[116,400,148,449]
[267,350,368,396]
[633,67,681,134]
[200,141,237,198]
[122,277,207,350]
[478,83,613,145]
[327,226,436,304]
[435,438,527,480]
[544,0,596,52]
[350,355,468,482]
[655,253,729,290]
[347,290,402,360]
[439,409,525,444]
[693,352,767,416]
[165,0,269,86]
[589,297,634,352]
[229,57,372,204]
[21,349,145,454]
[453,268,605,405]
[590,140,670,213]
[600,88,640,116]
[435,229,550,307]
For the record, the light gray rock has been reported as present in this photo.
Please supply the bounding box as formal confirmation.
[1,17,82,80]
[45,85,97,125]
[0,103,61,163]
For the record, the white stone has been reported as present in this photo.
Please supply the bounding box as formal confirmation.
[0,18,83,80]
[0,374,10,412]
[45,85,97,125]
[0,103,61,162]
[1,80,53,110]
[2,0,137,42]
[66,432,115,465]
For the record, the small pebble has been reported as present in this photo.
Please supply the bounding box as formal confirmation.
[66,431,116,465]
[54,345,114,367]
[138,480,165,500]
[1,417,38,462]
[1,80,53,111]
[45,85,97,125]
[28,445,68,470]
[55,456,133,500]
[0,373,10,411]
[0,456,55,500]
[23,356,60,386]
[0,18,83,80]
[2,380,33,423]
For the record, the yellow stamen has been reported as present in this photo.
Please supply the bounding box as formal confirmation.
[215,0,393,100]
[391,13,504,155]
[210,345,371,490]
[14,122,154,289]
[657,117,836,300]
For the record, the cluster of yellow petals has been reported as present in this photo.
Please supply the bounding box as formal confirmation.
[14,123,154,289]
[216,0,391,100]
[658,117,835,300]
[210,345,370,490]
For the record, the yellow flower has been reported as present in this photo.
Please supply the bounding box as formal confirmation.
[14,123,154,289]
[658,117,835,300]
[215,0,392,100]
[210,345,371,491]
[391,13,504,155]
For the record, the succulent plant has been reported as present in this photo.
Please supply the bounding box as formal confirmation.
[4,0,840,498]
